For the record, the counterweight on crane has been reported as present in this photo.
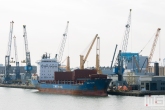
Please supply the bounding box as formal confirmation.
[13,36,20,80]
[4,21,14,83]
[56,21,69,63]
[23,25,32,79]
[146,28,161,72]
[80,34,98,69]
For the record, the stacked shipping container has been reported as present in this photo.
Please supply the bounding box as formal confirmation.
[54,72,73,80]
[89,74,107,80]
[54,69,107,81]
[73,69,97,80]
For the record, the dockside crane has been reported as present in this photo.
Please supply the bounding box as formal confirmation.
[114,9,132,81]
[4,21,14,83]
[146,28,161,72]
[23,25,32,79]
[80,34,98,69]
[56,21,69,63]
[13,36,21,80]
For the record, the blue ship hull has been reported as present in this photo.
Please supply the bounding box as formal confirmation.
[31,79,111,96]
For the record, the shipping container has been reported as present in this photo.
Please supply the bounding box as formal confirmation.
[89,74,107,79]
[54,72,74,80]
[73,69,97,80]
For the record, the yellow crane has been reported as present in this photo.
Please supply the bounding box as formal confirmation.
[80,34,98,69]
[66,56,71,71]
[146,28,161,72]
[60,56,71,71]
[96,37,102,74]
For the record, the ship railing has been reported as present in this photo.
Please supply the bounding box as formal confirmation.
[39,80,86,85]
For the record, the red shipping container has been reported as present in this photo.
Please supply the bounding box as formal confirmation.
[73,69,97,80]
[54,72,74,80]
[89,74,107,79]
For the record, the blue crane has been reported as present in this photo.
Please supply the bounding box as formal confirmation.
[113,9,132,81]
[4,21,14,83]
[56,21,69,63]
[13,36,21,80]
[23,25,32,79]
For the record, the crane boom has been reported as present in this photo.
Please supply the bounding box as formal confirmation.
[7,21,14,57]
[110,44,118,69]
[80,34,98,69]
[122,9,132,52]
[146,28,161,72]
[23,25,29,52]
[57,21,69,63]
[84,34,98,62]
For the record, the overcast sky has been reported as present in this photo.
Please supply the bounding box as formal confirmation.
[0,0,165,68]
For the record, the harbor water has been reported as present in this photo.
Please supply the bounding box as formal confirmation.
[0,87,164,110]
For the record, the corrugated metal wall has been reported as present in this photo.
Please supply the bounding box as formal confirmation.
[148,66,165,76]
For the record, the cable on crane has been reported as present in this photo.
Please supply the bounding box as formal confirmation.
[139,32,156,54]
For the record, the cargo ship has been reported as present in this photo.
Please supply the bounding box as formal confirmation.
[31,53,111,96]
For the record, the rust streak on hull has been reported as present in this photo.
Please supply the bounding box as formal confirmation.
[38,88,108,96]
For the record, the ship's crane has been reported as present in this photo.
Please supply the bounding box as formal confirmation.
[80,34,98,69]
[23,25,32,79]
[4,21,14,83]
[146,28,161,72]
[56,21,69,63]
[96,36,102,74]
[13,36,20,80]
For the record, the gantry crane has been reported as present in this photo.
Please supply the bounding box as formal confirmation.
[23,25,32,79]
[80,34,98,69]
[4,21,14,83]
[56,21,69,63]
[146,28,161,72]
[13,36,21,80]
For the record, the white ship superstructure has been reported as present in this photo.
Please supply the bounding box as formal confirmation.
[36,53,59,81]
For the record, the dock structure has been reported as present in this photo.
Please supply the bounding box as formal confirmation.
[0,84,36,89]
[107,90,165,97]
